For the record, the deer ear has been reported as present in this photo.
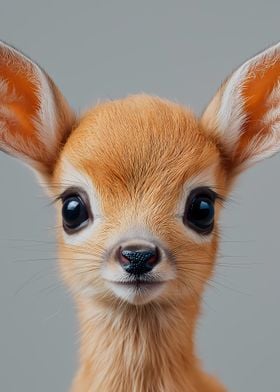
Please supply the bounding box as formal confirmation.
[201,42,280,175]
[0,41,75,177]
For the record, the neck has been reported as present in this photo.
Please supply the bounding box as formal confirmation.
[71,297,224,392]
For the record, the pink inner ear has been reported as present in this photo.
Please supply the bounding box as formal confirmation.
[236,59,280,157]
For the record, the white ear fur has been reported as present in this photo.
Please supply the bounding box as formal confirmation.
[0,41,75,176]
[201,42,280,174]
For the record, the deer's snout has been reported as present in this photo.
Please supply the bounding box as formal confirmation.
[116,241,160,275]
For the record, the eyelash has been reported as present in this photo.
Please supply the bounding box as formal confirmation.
[209,189,226,204]
[54,187,86,203]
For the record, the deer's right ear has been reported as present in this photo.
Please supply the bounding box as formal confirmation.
[201,42,280,176]
[0,41,75,178]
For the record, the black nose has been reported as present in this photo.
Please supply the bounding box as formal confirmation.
[118,244,160,275]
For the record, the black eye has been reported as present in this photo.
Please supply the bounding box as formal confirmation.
[183,188,215,234]
[62,194,89,232]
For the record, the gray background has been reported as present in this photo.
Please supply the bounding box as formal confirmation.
[0,1,279,391]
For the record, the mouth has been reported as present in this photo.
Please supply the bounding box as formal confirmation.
[106,278,166,304]
[111,279,165,289]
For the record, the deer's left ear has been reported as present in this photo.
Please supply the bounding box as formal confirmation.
[201,42,280,175]
[0,41,75,178]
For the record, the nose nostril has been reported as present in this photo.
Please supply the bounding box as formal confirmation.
[117,244,160,275]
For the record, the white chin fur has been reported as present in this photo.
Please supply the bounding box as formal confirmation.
[106,281,166,305]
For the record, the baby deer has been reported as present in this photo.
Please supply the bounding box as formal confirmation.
[1,40,280,391]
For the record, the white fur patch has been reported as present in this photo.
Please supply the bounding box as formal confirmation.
[105,280,166,305]
[33,66,58,154]
[218,65,247,153]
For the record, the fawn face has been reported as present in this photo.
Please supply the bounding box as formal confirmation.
[1,41,280,308]
[54,97,227,305]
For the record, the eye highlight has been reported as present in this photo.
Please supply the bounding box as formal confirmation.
[183,187,217,234]
[61,191,91,233]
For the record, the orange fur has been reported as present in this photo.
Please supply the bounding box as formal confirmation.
[1,41,280,391]
[54,96,227,391]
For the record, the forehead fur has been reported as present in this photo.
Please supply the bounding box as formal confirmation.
[55,95,222,204]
